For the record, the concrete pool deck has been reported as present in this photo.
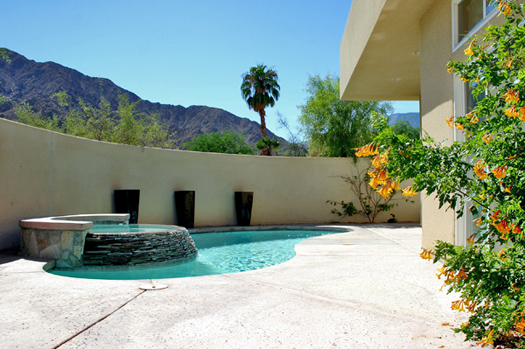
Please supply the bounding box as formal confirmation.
[0,224,479,348]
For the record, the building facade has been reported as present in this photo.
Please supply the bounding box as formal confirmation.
[340,0,504,248]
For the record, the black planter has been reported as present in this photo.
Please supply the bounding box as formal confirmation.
[235,191,254,226]
[174,190,195,228]
[114,189,140,224]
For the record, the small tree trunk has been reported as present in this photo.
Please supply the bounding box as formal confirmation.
[259,109,267,139]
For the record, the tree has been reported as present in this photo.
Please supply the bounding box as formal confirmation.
[391,118,420,140]
[277,112,308,157]
[54,92,174,148]
[0,47,11,63]
[13,91,174,148]
[61,94,116,141]
[0,48,11,104]
[183,130,255,155]
[357,2,525,346]
[13,101,61,131]
[298,74,392,158]
[112,95,172,148]
[256,137,280,156]
[240,64,280,155]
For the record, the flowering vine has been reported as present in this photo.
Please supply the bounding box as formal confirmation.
[356,1,525,346]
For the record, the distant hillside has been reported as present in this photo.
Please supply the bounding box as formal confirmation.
[0,49,285,148]
[388,112,420,128]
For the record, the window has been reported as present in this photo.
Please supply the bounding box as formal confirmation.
[453,79,485,246]
[458,0,484,40]
[454,0,498,48]
[466,82,486,113]
[453,80,483,141]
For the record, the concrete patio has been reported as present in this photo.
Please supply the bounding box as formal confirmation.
[0,224,479,348]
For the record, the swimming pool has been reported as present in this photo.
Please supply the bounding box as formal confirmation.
[50,229,338,280]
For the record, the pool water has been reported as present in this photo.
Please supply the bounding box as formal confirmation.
[50,229,335,280]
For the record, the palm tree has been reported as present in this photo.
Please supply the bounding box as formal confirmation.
[240,64,280,145]
[256,137,280,156]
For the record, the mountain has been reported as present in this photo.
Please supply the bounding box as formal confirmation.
[388,112,420,128]
[0,49,285,148]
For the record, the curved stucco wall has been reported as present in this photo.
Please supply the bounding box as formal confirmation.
[0,118,420,251]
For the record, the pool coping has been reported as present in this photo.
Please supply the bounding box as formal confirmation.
[18,214,131,268]
[19,213,131,231]
[189,224,358,234]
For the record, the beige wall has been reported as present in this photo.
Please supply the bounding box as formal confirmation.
[0,118,420,251]
[419,1,457,248]
[417,2,505,248]
[340,0,433,101]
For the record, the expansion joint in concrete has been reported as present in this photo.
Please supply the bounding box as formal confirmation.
[365,227,421,253]
[52,289,147,349]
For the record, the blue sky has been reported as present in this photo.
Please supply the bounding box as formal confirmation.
[1,0,419,139]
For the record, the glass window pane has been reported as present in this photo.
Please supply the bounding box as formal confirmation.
[486,0,497,14]
[462,203,483,247]
[458,0,484,41]
[465,82,485,112]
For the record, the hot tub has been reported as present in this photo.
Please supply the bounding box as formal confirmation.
[19,214,197,269]
[82,224,198,267]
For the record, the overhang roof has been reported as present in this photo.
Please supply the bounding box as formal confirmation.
[340,0,434,101]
